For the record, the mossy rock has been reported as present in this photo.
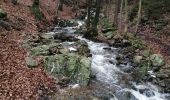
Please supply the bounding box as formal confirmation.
[26,57,38,68]
[0,9,7,19]
[30,45,50,56]
[150,54,164,67]
[133,56,143,64]
[44,53,91,86]
[75,40,91,57]
[141,49,152,57]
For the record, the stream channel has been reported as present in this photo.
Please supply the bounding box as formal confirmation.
[45,19,170,100]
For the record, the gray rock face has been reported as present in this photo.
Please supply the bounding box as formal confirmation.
[44,53,91,86]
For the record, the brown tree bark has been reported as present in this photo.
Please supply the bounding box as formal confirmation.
[113,0,119,27]
[135,0,142,36]
[124,0,128,32]
[92,0,102,33]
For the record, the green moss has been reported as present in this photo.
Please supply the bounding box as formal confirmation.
[31,0,42,20]
[0,9,7,18]
[44,54,91,86]
[30,45,49,56]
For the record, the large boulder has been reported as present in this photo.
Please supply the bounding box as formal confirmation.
[26,57,38,68]
[150,54,164,67]
[0,9,7,19]
[54,32,78,42]
[30,45,50,56]
[49,43,69,54]
[133,56,143,64]
[44,53,91,86]
[75,40,91,57]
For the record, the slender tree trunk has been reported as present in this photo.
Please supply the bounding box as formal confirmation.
[56,0,60,16]
[92,0,102,33]
[119,0,124,32]
[86,0,92,29]
[113,0,119,27]
[124,0,128,32]
[135,0,142,36]
[58,0,63,11]
[104,0,109,17]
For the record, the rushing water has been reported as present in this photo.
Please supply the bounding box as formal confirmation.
[46,20,170,100]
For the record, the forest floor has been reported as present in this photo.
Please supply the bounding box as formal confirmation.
[0,1,77,99]
[138,25,170,60]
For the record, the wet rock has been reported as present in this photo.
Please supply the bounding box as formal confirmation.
[111,35,131,47]
[141,50,152,57]
[135,66,148,79]
[30,45,50,56]
[133,56,143,64]
[150,54,164,67]
[101,28,115,33]
[122,39,131,47]
[39,34,53,40]
[26,57,38,68]
[0,9,7,19]
[0,20,12,31]
[44,53,91,86]
[116,54,126,65]
[116,91,138,100]
[76,40,91,57]
[57,20,78,27]
[58,76,70,87]
[54,32,78,42]
[139,89,155,97]
[49,44,69,55]
[103,47,111,51]
[12,0,18,5]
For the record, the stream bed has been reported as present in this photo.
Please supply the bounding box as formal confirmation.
[45,19,170,100]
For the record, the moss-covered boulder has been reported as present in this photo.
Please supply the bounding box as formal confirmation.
[49,43,69,54]
[75,40,91,57]
[44,53,91,86]
[150,54,164,67]
[26,57,38,68]
[133,56,143,64]
[30,45,50,56]
[0,9,7,19]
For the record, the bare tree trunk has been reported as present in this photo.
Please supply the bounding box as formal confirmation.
[92,0,102,33]
[113,0,119,27]
[119,0,124,32]
[104,0,109,17]
[107,0,111,20]
[58,0,63,11]
[56,0,60,16]
[86,0,92,29]
[135,0,142,36]
[124,0,128,33]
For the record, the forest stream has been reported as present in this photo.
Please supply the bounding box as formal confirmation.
[42,19,170,100]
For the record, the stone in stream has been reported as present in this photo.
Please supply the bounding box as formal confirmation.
[75,40,91,57]
[116,91,138,100]
[53,32,78,42]
[44,53,91,86]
